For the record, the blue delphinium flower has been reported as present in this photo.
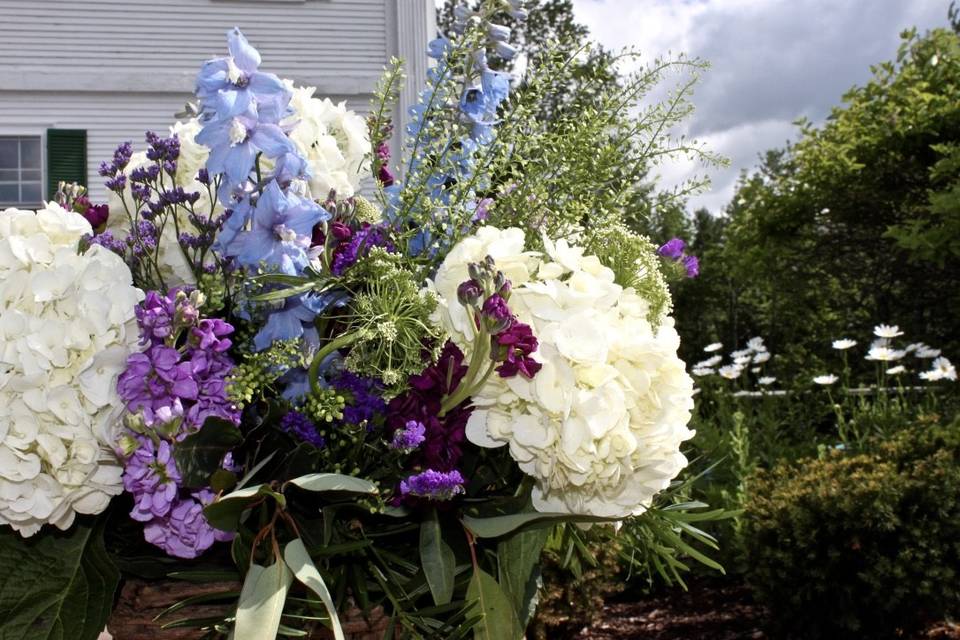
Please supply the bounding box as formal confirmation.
[197,114,294,186]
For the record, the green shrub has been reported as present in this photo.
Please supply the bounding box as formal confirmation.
[743,421,960,638]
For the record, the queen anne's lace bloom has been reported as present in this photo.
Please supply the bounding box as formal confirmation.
[431,227,695,518]
[0,204,143,536]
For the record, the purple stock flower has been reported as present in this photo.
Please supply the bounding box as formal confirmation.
[495,321,541,379]
[123,437,181,522]
[143,490,233,559]
[330,223,395,275]
[481,294,512,332]
[280,410,326,448]
[399,469,465,501]
[457,279,483,306]
[390,420,426,452]
[135,290,177,344]
[118,345,199,418]
[191,318,234,352]
[657,238,686,260]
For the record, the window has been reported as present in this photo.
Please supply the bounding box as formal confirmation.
[0,136,43,207]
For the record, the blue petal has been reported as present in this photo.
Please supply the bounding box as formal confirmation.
[254,303,303,351]
[225,143,257,185]
[196,59,230,98]
[227,27,261,73]
[251,124,294,158]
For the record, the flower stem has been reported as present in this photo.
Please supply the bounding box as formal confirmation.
[308,332,360,396]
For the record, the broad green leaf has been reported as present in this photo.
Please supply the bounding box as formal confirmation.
[173,417,243,488]
[497,527,550,626]
[465,568,522,640]
[420,509,455,606]
[462,511,613,538]
[0,517,119,640]
[232,560,292,640]
[285,473,378,495]
[204,484,285,532]
[283,538,344,640]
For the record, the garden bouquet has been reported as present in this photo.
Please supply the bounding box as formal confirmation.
[0,3,700,638]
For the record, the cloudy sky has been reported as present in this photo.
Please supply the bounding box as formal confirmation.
[569,0,950,213]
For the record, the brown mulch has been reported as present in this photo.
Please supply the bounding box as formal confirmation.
[575,578,960,640]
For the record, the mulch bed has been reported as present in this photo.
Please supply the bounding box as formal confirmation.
[575,578,960,640]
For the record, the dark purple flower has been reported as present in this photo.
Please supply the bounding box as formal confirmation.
[657,238,686,260]
[481,294,513,333]
[123,437,181,522]
[330,223,394,275]
[280,410,325,447]
[80,203,109,230]
[332,371,386,428]
[390,420,426,452]
[683,254,700,278]
[399,469,465,500]
[457,279,484,306]
[495,321,541,379]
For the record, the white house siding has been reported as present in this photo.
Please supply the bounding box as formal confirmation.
[0,0,434,202]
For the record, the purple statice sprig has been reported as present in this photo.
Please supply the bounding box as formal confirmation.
[399,469,465,501]
[280,410,326,448]
[390,420,426,453]
[657,237,699,279]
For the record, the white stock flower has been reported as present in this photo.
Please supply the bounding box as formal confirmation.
[813,374,838,385]
[0,205,142,536]
[874,324,903,339]
[832,339,857,350]
[758,376,776,385]
[703,342,722,352]
[431,227,694,519]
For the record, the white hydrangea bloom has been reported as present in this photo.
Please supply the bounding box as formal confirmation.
[0,204,143,536]
[286,83,371,198]
[431,227,695,519]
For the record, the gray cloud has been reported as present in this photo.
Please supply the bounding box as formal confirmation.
[572,0,950,213]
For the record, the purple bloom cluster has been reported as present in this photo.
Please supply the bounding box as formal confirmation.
[328,222,396,276]
[390,420,426,452]
[280,410,326,448]
[331,371,386,428]
[399,469,465,501]
[387,341,472,471]
[657,237,699,278]
[143,488,233,559]
[494,322,541,379]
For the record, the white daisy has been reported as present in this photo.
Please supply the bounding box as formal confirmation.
[813,374,838,385]
[874,324,904,339]
[734,355,752,366]
[691,367,715,377]
[753,352,771,364]
[730,348,752,359]
[924,357,957,382]
[866,346,906,362]
[832,339,857,350]
[885,365,905,375]
[915,345,942,359]
[758,376,776,385]
[747,337,766,352]
[703,342,723,353]
[718,365,743,380]
[696,355,722,368]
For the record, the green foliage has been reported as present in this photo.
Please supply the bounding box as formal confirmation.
[743,420,960,638]
[0,517,119,640]
[712,27,960,368]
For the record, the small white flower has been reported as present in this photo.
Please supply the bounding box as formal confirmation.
[885,365,905,375]
[734,355,752,365]
[832,339,857,350]
[747,337,766,352]
[718,365,743,380]
[753,351,771,364]
[921,357,956,382]
[691,367,715,377]
[866,346,906,362]
[874,324,904,339]
[695,355,722,368]
[750,367,761,374]
[915,345,941,359]
[703,342,723,353]
[730,348,752,359]
[758,376,776,385]
[813,374,838,385]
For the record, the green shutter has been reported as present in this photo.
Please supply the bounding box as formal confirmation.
[46,129,87,199]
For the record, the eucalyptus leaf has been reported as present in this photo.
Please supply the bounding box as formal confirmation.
[420,509,455,606]
[285,473,378,495]
[462,511,613,538]
[497,527,550,626]
[283,538,344,640]
[173,417,243,488]
[204,484,284,532]
[0,517,119,640]
[465,568,522,640]
[231,560,293,640]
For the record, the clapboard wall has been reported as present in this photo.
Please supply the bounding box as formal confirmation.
[0,0,433,202]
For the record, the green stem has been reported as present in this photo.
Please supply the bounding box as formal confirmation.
[308,332,361,396]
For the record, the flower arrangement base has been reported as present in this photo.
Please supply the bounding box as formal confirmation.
[107,579,393,640]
